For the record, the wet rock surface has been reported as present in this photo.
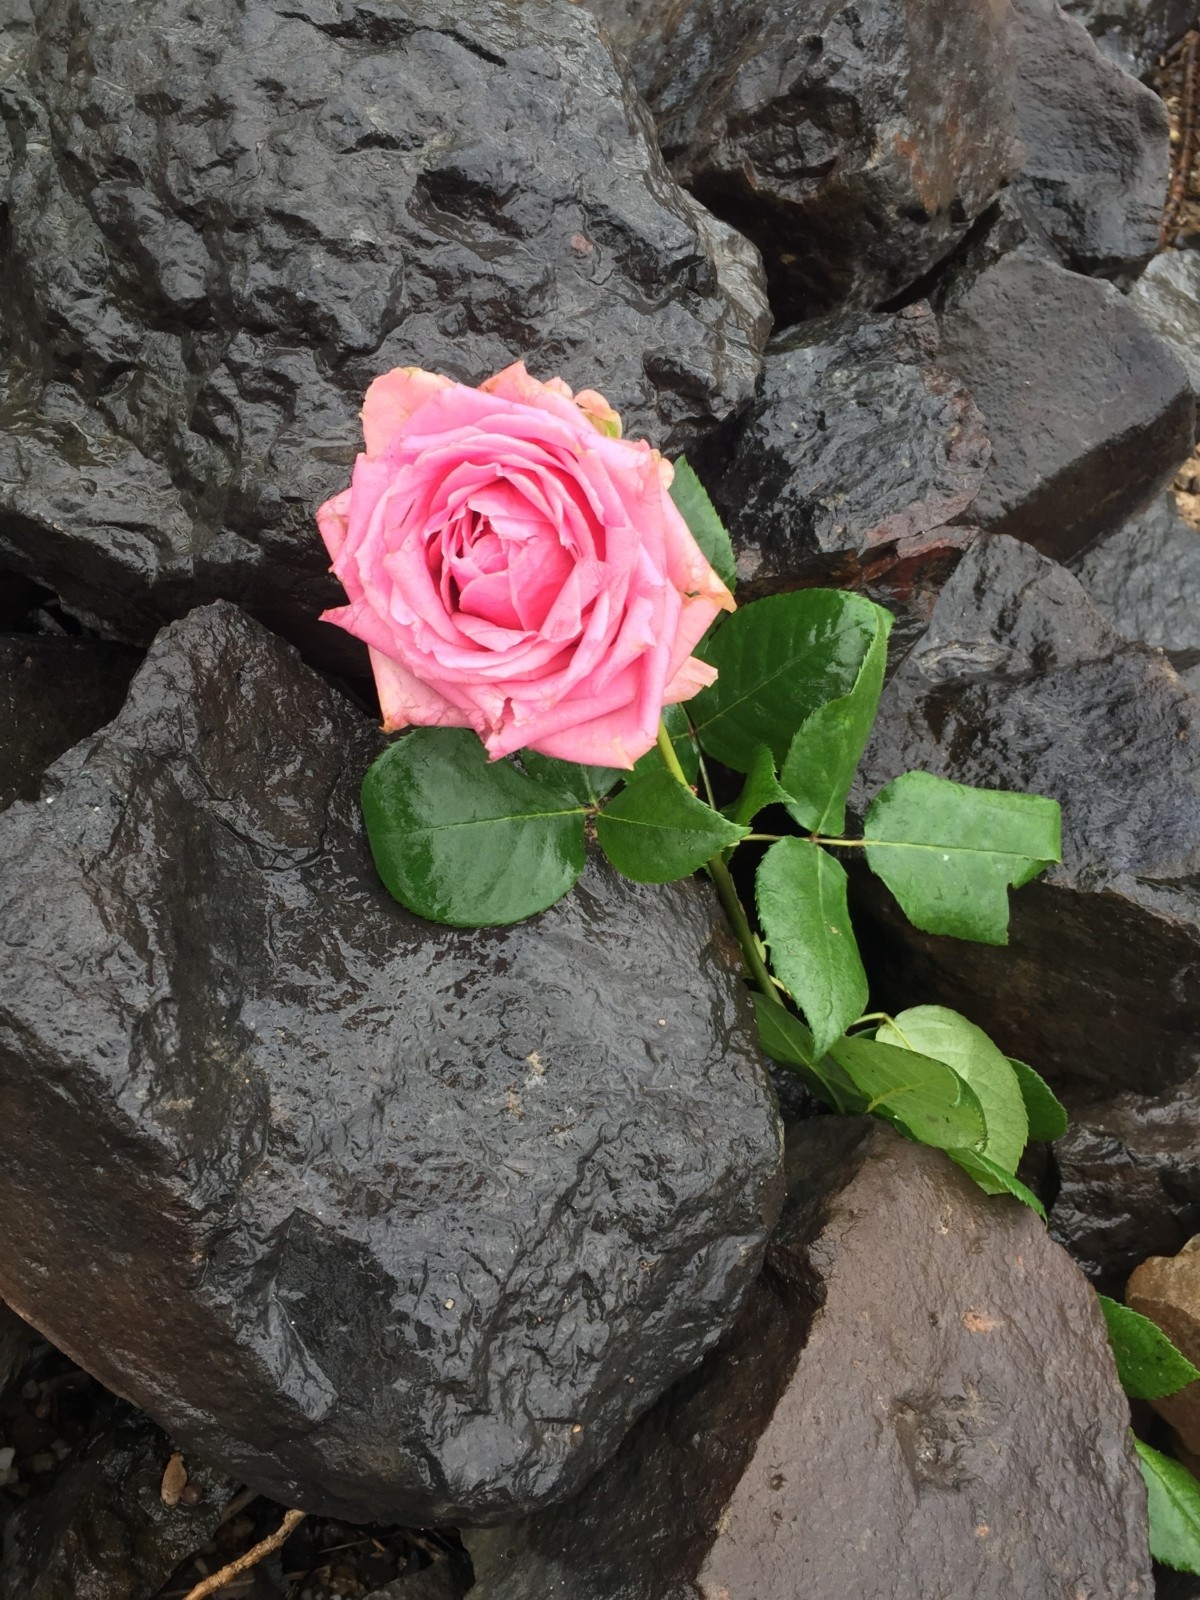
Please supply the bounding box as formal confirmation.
[1127,1237,1200,1451]
[1050,1092,1200,1293]
[0,635,140,811]
[465,1119,1150,1600]
[1071,491,1200,672]
[936,253,1193,558]
[0,1400,233,1600]
[606,0,1022,322]
[851,534,1200,1104]
[1010,0,1170,280]
[1129,248,1200,405]
[1060,0,1193,77]
[0,602,783,1527]
[692,302,987,640]
[0,0,767,668]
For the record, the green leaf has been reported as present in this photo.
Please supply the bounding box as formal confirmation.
[950,1151,1047,1217]
[362,730,587,927]
[780,605,892,834]
[1007,1057,1068,1143]
[877,1006,1028,1180]
[1136,1439,1200,1573]
[669,457,738,593]
[756,838,868,1058]
[519,751,623,806]
[691,590,885,773]
[827,1033,987,1152]
[1099,1296,1200,1400]
[864,771,1062,945]
[753,994,867,1115]
[595,769,746,883]
[631,702,699,784]
[726,744,790,828]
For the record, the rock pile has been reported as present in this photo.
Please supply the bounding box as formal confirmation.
[1,0,1193,1590]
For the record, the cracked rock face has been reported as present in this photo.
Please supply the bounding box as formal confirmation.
[0,0,767,668]
[1060,0,1193,78]
[0,603,784,1525]
[851,534,1200,1107]
[466,1120,1150,1600]
[587,0,1023,322]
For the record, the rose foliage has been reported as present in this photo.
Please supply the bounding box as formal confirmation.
[319,363,1065,1209]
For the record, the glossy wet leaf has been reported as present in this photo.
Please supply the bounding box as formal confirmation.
[726,744,790,828]
[950,1151,1046,1217]
[754,994,866,1115]
[756,838,868,1058]
[520,751,623,806]
[595,769,746,883]
[864,771,1062,944]
[631,702,700,784]
[826,1034,986,1153]
[877,1006,1027,1180]
[780,604,892,833]
[670,456,737,593]
[1136,1439,1200,1573]
[1008,1057,1068,1143]
[691,590,884,773]
[362,729,586,927]
[1099,1296,1200,1400]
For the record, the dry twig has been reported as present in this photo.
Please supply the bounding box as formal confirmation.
[1162,29,1200,246]
[179,1507,306,1600]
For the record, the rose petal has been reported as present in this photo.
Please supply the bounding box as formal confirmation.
[367,647,478,735]
[362,367,454,456]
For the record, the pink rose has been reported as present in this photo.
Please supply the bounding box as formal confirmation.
[316,362,734,769]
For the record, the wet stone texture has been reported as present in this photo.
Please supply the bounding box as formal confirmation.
[595,0,1023,322]
[850,535,1200,1284]
[1060,0,1193,77]
[0,1400,234,1600]
[691,301,987,651]
[1129,249,1200,408]
[1071,491,1200,677]
[465,1120,1150,1600]
[1010,0,1170,282]
[0,0,767,669]
[0,603,784,1526]
[935,253,1194,560]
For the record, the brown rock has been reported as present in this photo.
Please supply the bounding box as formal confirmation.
[1127,1237,1200,1452]
[467,1120,1150,1600]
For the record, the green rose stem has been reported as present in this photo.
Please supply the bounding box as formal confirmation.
[654,719,776,1001]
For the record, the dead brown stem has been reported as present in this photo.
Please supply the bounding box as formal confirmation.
[179,1508,306,1600]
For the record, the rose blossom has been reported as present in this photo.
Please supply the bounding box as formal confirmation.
[315,362,734,769]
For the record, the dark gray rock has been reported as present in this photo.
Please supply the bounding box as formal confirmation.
[936,253,1193,558]
[851,533,1200,1106]
[1130,249,1200,406]
[0,602,783,1526]
[466,1120,1150,1600]
[0,0,767,669]
[599,0,1023,322]
[0,1401,233,1600]
[1060,0,1192,77]
[0,635,141,810]
[1011,0,1170,281]
[693,302,986,644]
[1050,1089,1200,1293]
[0,1301,35,1393]
[1071,491,1200,671]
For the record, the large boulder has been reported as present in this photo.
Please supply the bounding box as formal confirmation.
[935,253,1193,559]
[851,534,1200,1107]
[692,301,986,649]
[466,1120,1150,1600]
[0,603,784,1525]
[0,0,768,668]
[1009,0,1170,282]
[1129,249,1200,409]
[588,0,1023,322]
